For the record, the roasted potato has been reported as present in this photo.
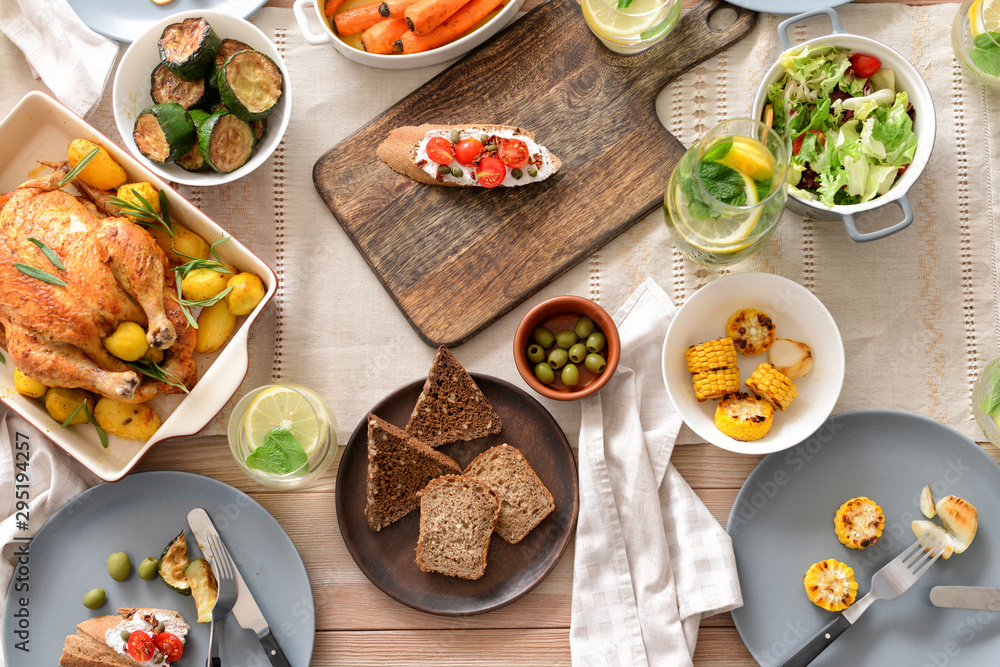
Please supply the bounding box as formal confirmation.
[195,301,237,354]
[142,346,165,364]
[148,226,210,264]
[225,272,266,316]
[93,398,161,441]
[103,322,149,361]
[13,368,47,398]
[182,268,229,302]
[67,139,127,191]
[115,183,161,222]
[44,388,94,425]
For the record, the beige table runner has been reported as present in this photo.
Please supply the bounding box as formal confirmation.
[0,3,996,448]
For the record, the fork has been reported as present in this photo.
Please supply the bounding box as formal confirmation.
[205,532,239,667]
[778,535,947,667]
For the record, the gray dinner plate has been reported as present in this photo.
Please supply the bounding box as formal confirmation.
[2,471,313,665]
[728,410,1000,666]
[68,0,268,42]
[724,0,851,13]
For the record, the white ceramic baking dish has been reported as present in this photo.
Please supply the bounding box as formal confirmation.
[750,8,936,242]
[0,91,277,481]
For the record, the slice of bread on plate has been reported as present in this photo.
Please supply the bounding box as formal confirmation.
[464,444,555,544]
[365,413,462,532]
[61,607,189,667]
[415,475,500,580]
[405,346,502,447]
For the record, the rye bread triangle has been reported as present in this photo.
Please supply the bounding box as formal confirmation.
[365,413,462,532]
[405,346,502,447]
[59,633,135,667]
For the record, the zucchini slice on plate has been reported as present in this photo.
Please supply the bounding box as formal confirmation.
[197,110,256,173]
[158,17,221,82]
[217,50,283,122]
[158,531,192,595]
[133,102,196,163]
[211,38,253,88]
[175,109,212,172]
[150,64,213,110]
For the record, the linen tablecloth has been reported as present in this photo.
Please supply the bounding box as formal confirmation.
[0,2,996,450]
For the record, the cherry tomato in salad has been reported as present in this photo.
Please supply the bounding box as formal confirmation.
[476,156,506,188]
[454,138,484,167]
[425,137,454,165]
[127,631,156,661]
[154,632,184,661]
[498,139,529,169]
[792,129,826,155]
[849,53,881,78]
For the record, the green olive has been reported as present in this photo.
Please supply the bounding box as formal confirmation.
[485,143,497,152]
[512,168,523,179]
[155,620,165,633]
[555,330,578,349]
[575,316,595,338]
[534,362,555,385]
[562,363,580,386]
[547,348,569,370]
[107,551,132,582]
[121,629,131,641]
[138,557,159,581]
[527,166,538,177]
[83,588,106,610]
[585,353,607,374]
[153,654,165,665]
[586,332,606,354]
[451,165,463,178]
[449,129,461,143]
[527,344,546,364]
[479,133,489,143]
[532,326,555,349]
[568,343,587,363]
[437,164,450,174]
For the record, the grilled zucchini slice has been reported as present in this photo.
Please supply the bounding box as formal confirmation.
[158,531,192,595]
[217,49,283,122]
[175,109,211,172]
[211,38,252,87]
[158,17,221,81]
[151,63,213,110]
[133,102,195,163]
[197,110,255,173]
[184,557,218,623]
[213,102,267,142]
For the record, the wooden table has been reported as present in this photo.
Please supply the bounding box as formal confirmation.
[135,0,981,664]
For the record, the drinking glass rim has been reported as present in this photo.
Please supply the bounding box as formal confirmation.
[589,0,674,20]
[229,383,332,469]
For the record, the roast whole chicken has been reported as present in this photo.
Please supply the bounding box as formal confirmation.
[0,163,196,403]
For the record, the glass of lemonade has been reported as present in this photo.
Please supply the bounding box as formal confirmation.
[953,0,1000,87]
[663,118,789,267]
[581,0,683,55]
[227,383,338,489]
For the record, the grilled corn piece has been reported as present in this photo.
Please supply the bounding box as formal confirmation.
[714,392,773,441]
[746,363,798,411]
[834,496,885,549]
[726,308,776,356]
[804,559,858,612]
[686,338,740,401]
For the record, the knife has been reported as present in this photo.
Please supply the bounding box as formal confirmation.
[187,508,293,667]
[930,586,1000,612]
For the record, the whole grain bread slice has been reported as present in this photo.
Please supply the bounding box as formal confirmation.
[59,634,134,667]
[463,444,555,544]
[365,413,462,531]
[415,475,500,580]
[405,346,502,447]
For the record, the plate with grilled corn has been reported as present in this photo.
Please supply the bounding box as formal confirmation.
[662,273,845,454]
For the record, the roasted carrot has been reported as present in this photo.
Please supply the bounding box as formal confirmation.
[404,0,469,35]
[324,0,347,17]
[377,0,419,19]
[394,0,502,53]
[361,18,410,54]
[334,1,386,35]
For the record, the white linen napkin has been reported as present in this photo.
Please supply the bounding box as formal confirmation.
[0,406,98,665]
[0,0,118,118]
[570,278,742,666]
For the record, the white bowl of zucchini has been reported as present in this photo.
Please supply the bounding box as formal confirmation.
[112,10,291,187]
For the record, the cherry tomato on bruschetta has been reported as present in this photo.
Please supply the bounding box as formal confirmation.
[498,139,529,169]
[127,631,156,661]
[476,156,506,188]
[849,53,881,78]
[792,129,826,155]
[154,632,184,661]
[455,138,484,167]
[426,137,454,165]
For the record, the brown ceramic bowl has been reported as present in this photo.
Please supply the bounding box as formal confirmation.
[513,296,620,401]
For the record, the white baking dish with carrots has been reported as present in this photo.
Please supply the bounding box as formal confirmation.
[292,0,525,68]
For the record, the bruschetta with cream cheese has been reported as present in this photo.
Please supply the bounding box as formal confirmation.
[377,124,560,188]
[60,608,188,667]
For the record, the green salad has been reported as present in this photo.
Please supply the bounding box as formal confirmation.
[765,45,918,207]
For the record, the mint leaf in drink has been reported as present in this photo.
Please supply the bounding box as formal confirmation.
[699,162,748,206]
[971,32,1000,78]
[617,0,633,9]
[246,427,308,475]
[702,141,733,163]
[981,365,1000,417]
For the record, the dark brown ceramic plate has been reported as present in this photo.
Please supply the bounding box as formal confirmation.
[336,374,578,615]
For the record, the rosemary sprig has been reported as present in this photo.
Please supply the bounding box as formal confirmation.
[174,238,232,280]
[58,148,99,187]
[26,236,66,271]
[110,187,175,237]
[62,400,109,449]
[14,262,67,287]
[126,359,190,394]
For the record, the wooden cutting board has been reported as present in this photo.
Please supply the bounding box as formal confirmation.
[314,0,756,346]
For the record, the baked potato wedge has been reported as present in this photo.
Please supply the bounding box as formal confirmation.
[93,397,161,441]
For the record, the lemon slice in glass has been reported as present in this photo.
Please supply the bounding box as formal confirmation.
[244,385,327,456]
[971,0,1000,36]
[582,0,665,39]
[715,137,775,183]
[673,171,762,253]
